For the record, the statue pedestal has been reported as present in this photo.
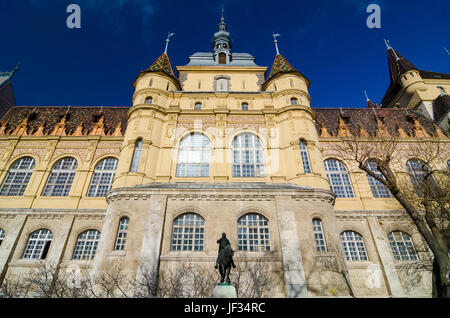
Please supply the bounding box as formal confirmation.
[212,283,237,298]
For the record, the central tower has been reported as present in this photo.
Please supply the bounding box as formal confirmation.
[213,11,232,64]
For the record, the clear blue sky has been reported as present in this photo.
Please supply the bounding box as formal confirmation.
[1,0,449,108]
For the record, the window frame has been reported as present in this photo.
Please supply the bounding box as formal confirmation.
[42,157,78,197]
[72,229,101,260]
[340,231,368,261]
[0,156,36,197]
[366,160,392,198]
[114,217,130,251]
[324,159,355,198]
[237,213,271,252]
[232,133,266,178]
[299,140,312,174]
[170,213,205,251]
[176,133,210,178]
[87,157,118,197]
[388,231,418,261]
[0,228,5,247]
[312,218,327,252]
[130,139,143,173]
[22,229,53,260]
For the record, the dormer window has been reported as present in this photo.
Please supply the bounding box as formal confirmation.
[219,52,227,64]
[290,97,298,105]
[145,96,153,104]
[195,102,202,110]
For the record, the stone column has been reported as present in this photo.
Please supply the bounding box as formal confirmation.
[0,215,27,283]
[136,194,168,278]
[366,216,406,297]
[275,196,308,297]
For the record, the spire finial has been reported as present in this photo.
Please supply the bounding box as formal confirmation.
[164,32,175,55]
[273,33,281,56]
[221,6,224,21]
[364,90,370,101]
[384,39,400,61]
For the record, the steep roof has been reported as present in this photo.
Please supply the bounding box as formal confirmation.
[266,54,297,80]
[314,107,445,138]
[0,106,129,136]
[381,49,450,107]
[135,53,180,84]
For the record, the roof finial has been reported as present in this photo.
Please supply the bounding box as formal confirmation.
[364,90,370,101]
[273,33,281,56]
[221,6,225,22]
[384,39,400,61]
[164,32,175,55]
[444,47,450,57]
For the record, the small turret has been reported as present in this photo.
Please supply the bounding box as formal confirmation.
[212,9,232,64]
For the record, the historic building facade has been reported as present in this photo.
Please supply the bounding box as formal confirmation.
[0,16,448,297]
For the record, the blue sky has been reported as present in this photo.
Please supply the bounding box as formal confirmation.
[1,0,449,108]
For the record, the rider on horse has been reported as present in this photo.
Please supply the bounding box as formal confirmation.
[215,233,236,269]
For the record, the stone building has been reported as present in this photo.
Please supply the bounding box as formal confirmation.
[0,16,449,297]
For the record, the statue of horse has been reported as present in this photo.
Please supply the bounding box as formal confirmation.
[217,244,235,284]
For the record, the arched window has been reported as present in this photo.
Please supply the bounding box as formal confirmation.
[176,133,210,177]
[194,102,202,110]
[73,230,101,260]
[87,158,118,197]
[290,97,298,105]
[237,213,270,251]
[145,96,153,104]
[42,157,78,197]
[406,158,436,197]
[171,213,205,251]
[216,77,228,92]
[324,159,355,198]
[23,229,53,259]
[130,139,143,172]
[241,102,249,111]
[388,231,418,261]
[340,231,368,261]
[232,133,265,178]
[366,160,392,198]
[299,140,312,173]
[114,217,129,251]
[0,228,5,247]
[290,79,294,88]
[312,219,327,252]
[0,157,35,196]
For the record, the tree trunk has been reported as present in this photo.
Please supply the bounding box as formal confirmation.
[432,253,449,298]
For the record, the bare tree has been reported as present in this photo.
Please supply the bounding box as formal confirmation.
[331,134,449,297]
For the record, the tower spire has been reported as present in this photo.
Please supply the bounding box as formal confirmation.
[164,32,175,55]
[273,33,281,56]
[384,39,399,61]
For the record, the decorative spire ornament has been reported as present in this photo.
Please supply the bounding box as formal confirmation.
[164,32,175,55]
[384,39,400,61]
[273,33,281,56]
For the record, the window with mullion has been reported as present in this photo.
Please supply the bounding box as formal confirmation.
[340,231,368,261]
[232,133,265,178]
[114,217,129,251]
[312,219,327,252]
[0,157,35,196]
[299,140,312,173]
[176,133,210,177]
[366,160,392,198]
[237,214,270,252]
[73,230,101,260]
[22,229,53,259]
[170,213,205,251]
[324,159,355,198]
[42,157,77,197]
[388,231,418,261]
[87,158,118,197]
